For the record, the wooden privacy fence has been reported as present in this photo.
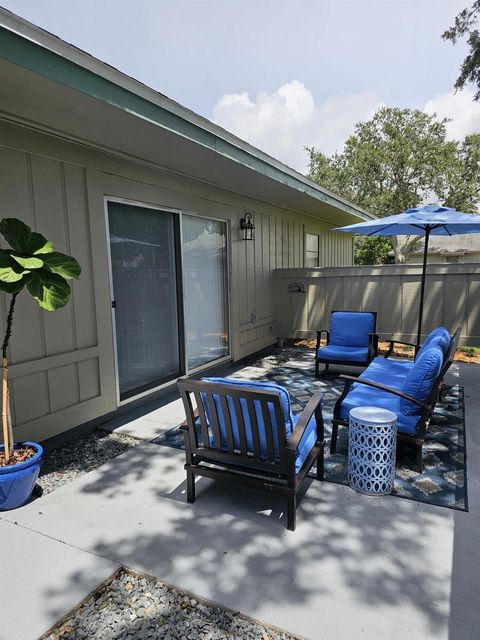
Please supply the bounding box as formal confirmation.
[275,264,480,346]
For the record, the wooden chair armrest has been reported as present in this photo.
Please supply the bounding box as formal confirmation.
[368,332,379,357]
[315,329,329,350]
[286,389,324,451]
[339,374,429,410]
[180,407,199,430]
[384,339,420,358]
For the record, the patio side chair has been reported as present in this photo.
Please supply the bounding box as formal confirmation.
[177,377,325,531]
[315,310,379,376]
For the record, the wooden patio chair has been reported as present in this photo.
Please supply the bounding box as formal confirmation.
[177,377,325,531]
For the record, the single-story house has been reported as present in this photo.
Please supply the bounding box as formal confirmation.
[0,8,371,444]
[407,235,480,264]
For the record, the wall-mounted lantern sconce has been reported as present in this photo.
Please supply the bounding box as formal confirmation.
[240,211,255,240]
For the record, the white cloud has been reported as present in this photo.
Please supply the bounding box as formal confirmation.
[212,82,480,175]
[212,80,379,173]
[423,90,480,141]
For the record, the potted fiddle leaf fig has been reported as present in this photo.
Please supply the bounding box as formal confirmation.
[0,218,81,510]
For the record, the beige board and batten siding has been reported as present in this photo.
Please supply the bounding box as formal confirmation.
[0,120,353,442]
[275,265,480,346]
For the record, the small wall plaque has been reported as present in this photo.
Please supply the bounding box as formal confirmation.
[288,282,306,294]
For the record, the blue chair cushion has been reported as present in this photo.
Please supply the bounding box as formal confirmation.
[417,327,451,360]
[329,311,375,348]
[399,347,444,415]
[292,413,318,474]
[200,378,318,474]
[358,357,413,390]
[317,345,369,363]
[201,377,293,459]
[339,385,419,436]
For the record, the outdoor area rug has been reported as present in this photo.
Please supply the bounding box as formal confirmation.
[154,349,467,511]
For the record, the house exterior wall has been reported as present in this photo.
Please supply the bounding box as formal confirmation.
[275,264,480,346]
[408,253,480,264]
[0,120,353,442]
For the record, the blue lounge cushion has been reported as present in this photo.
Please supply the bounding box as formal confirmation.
[317,344,369,363]
[399,347,444,415]
[329,311,375,348]
[417,327,451,360]
[358,357,413,390]
[339,384,419,436]
[200,377,317,474]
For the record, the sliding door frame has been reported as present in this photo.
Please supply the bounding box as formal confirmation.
[104,197,232,406]
[104,196,185,405]
[180,209,232,376]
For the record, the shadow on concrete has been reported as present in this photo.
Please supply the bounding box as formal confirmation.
[44,443,451,638]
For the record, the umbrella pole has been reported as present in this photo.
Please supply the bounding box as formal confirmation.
[417,227,431,346]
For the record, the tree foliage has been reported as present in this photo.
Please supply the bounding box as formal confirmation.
[443,1,480,100]
[354,236,395,266]
[307,107,480,263]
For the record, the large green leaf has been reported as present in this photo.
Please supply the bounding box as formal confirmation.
[10,253,44,270]
[0,218,53,255]
[28,233,54,255]
[42,252,81,280]
[0,218,31,253]
[0,275,29,295]
[27,270,71,311]
[0,251,29,283]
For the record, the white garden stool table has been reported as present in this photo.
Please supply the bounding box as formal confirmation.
[348,406,397,496]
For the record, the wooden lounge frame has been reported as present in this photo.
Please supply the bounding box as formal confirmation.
[330,328,461,472]
[177,378,325,531]
[314,310,379,377]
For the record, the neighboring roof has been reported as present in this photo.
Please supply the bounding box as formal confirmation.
[0,7,373,224]
[413,234,480,256]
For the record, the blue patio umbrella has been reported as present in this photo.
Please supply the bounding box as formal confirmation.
[333,205,480,345]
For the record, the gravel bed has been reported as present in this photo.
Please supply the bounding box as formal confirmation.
[38,430,142,494]
[43,569,301,640]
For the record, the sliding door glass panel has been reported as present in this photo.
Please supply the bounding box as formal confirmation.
[108,202,181,399]
[182,215,229,370]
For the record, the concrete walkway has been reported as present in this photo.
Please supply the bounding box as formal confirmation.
[1,362,479,640]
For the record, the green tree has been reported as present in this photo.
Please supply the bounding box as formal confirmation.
[443,1,480,100]
[307,106,479,263]
[354,236,395,266]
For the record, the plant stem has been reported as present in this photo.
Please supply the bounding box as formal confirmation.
[2,293,18,358]
[2,294,17,461]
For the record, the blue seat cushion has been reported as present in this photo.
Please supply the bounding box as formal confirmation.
[339,384,419,436]
[400,347,444,415]
[359,357,413,390]
[329,311,375,348]
[201,377,293,460]
[200,378,318,474]
[417,327,451,360]
[292,413,318,474]
[317,344,369,363]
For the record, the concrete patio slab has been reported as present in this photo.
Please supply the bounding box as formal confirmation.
[0,518,119,640]
[2,362,478,640]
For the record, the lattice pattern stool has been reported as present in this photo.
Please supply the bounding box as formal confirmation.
[348,406,397,496]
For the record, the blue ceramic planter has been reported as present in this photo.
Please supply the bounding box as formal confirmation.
[0,442,43,510]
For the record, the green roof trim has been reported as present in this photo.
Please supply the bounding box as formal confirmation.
[0,25,371,220]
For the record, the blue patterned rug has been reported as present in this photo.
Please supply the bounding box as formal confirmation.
[154,349,467,511]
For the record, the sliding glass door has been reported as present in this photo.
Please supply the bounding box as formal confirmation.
[108,201,183,400]
[182,215,229,370]
[107,202,230,401]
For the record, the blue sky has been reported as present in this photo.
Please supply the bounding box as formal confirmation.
[2,0,479,172]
